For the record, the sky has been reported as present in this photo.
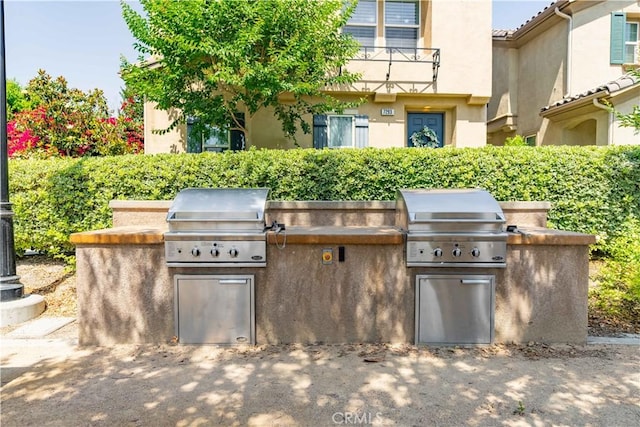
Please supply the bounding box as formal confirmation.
[4,0,553,114]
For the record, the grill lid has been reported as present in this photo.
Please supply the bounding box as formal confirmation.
[396,189,505,233]
[167,188,269,232]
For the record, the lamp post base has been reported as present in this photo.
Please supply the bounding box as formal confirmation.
[0,277,24,301]
[1,200,23,301]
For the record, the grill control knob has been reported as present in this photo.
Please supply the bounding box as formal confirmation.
[210,248,220,257]
[433,248,443,257]
[229,248,239,258]
[452,248,462,257]
[191,248,201,257]
[471,248,481,257]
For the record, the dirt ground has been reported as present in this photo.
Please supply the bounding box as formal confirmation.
[1,256,639,426]
[2,338,639,426]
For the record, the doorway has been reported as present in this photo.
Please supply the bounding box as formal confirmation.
[407,113,444,147]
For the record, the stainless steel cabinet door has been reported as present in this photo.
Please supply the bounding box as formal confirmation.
[416,275,494,345]
[175,275,255,345]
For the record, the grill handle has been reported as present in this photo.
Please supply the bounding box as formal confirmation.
[412,218,504,224]
[460,279,492,285]
[219,279,248,285]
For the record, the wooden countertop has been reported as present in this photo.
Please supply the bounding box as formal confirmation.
[70,226,595,246]
[266,226,404,245]
[70,227,166,245]
[506,227,597,246]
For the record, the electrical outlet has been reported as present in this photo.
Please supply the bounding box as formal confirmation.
[322,248,333,264]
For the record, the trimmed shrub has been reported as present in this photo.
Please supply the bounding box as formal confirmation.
[590,218,640,321]
[8,146,640,257]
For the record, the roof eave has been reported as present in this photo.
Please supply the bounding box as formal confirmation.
[539,92,605,118]
[493,1,606,46]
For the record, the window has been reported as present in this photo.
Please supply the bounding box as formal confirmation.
[525,134,536,147]
[384,0,419,51]
[343,0,377,48]
[186,114,245,153]
[187,120,230,153]
[203,127,231,151]
[625,21,639,63]
[328,115,355,148]
[313,114,369,148]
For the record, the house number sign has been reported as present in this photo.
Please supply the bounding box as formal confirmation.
[381,108,395,116]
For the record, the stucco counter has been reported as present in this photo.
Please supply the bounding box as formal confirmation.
[71,222,594,346]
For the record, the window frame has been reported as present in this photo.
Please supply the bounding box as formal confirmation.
[624,21,639,64]
[524,134,537,147]
[343,0,377,49]
[313,114,369,149]
[186,119,231,153]
[202,126,231,151]
[383,0,420,52]
[327,114,357,149]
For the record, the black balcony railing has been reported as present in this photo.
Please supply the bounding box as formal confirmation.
[351,45,441,82]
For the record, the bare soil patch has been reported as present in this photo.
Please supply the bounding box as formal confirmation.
[15,255,77,318]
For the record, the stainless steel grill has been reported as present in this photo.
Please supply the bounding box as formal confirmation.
[396,189,507,268]
[164,188,269,267]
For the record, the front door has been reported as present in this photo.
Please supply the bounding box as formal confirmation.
[407,113,444,147]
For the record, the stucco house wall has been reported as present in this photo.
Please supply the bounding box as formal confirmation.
[488,0,640,146]
[516,22,567,138]
[570,1,640,92]
[143,0,493,153]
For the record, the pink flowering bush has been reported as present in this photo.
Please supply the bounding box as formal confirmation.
[7,70,143,158]
[7,120,40,157]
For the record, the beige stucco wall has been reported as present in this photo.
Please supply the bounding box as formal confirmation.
[213,93,488,149]
[429,0,492,97]
[143,102,186,154]
[516,23,567,139]
[571,1,640,93]
[611,90,640,144]
[489,20,568,145]
[76,244,174,345]
[489,0,640,146]
[110,200,551,229]
[488,47,518,128]
[539,104,608,146]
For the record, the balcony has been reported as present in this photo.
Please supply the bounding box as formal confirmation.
[337,46,441,96]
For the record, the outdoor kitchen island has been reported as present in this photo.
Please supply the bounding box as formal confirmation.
[71,199,595,346]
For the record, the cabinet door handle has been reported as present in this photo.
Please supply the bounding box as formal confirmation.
[460,279,492,285]
[219,279,248,285]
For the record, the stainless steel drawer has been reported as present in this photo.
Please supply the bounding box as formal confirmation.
[174,274,255,345]
[415,275,495,345]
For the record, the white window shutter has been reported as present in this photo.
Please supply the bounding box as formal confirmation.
[354,115,369,148]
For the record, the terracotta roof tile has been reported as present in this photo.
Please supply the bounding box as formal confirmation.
[492,29,515,38]
[541,73,640,112]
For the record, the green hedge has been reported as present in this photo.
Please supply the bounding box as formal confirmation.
[8,146,640,257]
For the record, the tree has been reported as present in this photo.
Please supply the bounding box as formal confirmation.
[118,80,145,151]
[120,0,361,143]
[8,70,143,158]
[119,80,144,123]
[6,79,32,119]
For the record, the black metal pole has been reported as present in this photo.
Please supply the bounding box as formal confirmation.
[0,0,24,301]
